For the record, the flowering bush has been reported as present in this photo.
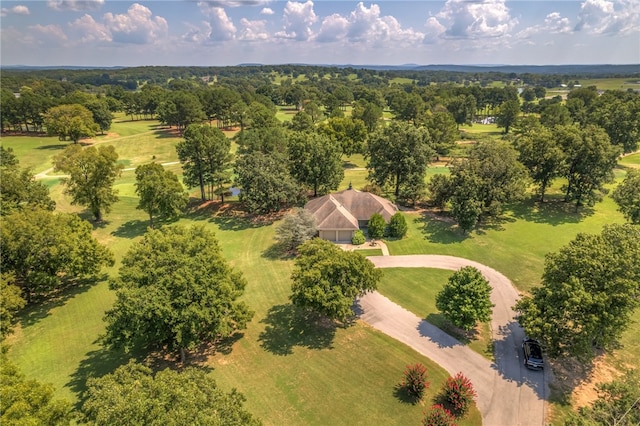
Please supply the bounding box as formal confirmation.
[400,363,429,400]
[422,404,457,426]
[443,372,477,416]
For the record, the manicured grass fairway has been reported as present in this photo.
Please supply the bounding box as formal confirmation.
[620,152,640,168]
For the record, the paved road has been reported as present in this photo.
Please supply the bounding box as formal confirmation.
[357,255,549,426]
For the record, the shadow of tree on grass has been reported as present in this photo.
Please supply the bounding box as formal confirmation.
[415,213,468,244]
[111,219,148,239]
[66,345,133,410]
[258,304,336,356]
[19,274,108,329]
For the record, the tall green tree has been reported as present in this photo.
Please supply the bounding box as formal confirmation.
[85,99,113,134]
[82,361,261,426]
[235,152,304,214]
[0,147,55,215]
[450,140,528,216]
[495,99,520,134]
[446,95,476,128]
[53,144,123,221]
[0,351,74,425]
[352,99,383,133]
[103,225,253,363]
[539,103,572,128]
[289,132,343,197]
[556,125,621,209]
[317,116,368,156]
[290,239,381,322]
[590,92,640,153]
[44,104,99,143]
[367,121,434,197]
[424,110,458,160]
[177,124,233,202]
[135,163,188,227]
[515,126,565,202]
[612,169,640,224]
[1,209,114,302]
[156,91,205,131]
[515,224,640,359]
[436,266,493,331]
[0,273,25,339]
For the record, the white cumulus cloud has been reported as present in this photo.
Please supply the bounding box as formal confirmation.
[275,0,317,41]
[200,0,271,7]
[435,0,517,39]
[317,2,423,45]
[260,7,274,15]
[48,0,104,11]
[575,0,640,35]
[516,12,572,39]
[103,3,168,44]
[239,18,268,40]
[1,5,30,16]
[68,13,111,43]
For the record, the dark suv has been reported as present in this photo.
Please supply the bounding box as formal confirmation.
[522,338,544,370]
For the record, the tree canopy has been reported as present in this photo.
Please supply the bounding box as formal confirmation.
[82,361,261,425]
[103,225,253,362]
[1,351,74,425]
[177,124,233,202]
[53,144,123,221]
[0,146,55,215]
[43,103,98,143]
[235,152,304,214]
[436,266,493,331]
[288,132,343,197]
[1,208,114,302]
[367,121,434,197]
[612,169,640,224]
[290,239,381,322]
[515,224,640,359]
[274,208,317,252]
[135,162,188,227]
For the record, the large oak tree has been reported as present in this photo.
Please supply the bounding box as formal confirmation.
[0,208,114,302]
[290,239,381,322]
[515,224,640,359]
[103,225,253,363]
[82,361,261,425]
[54,144,123,222]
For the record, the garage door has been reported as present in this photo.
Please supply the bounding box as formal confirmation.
[319,230,337,241]
[337,230,352,241]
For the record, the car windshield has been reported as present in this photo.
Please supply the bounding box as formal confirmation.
[528,343,542,359]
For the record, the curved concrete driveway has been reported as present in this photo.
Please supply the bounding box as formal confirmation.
[357,255,549,426]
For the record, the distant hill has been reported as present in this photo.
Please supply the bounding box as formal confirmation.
[333,64,640,75]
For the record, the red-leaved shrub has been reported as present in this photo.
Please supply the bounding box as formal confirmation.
[401,363,429,400]
[422,404,457,426]
[443,372,477,416]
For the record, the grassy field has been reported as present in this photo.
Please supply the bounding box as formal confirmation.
[620,152,640,168]
[3,113,637,425]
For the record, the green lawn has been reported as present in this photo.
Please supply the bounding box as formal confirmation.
[378,268,493,360]
[620,152,640,168]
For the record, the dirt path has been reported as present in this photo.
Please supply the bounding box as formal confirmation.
[358,255,550,426]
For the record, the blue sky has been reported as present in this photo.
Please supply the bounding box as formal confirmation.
[1,1,638,66]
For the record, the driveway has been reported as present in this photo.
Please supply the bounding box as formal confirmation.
[357,255,549,426]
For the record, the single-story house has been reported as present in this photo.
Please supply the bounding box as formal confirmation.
[304,187,398,242]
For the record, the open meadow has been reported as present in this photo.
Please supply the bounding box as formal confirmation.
[3,114,638,425]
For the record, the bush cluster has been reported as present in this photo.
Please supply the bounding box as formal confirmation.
[351,230,366,245]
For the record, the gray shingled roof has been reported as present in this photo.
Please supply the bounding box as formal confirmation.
[305,189,398,231]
